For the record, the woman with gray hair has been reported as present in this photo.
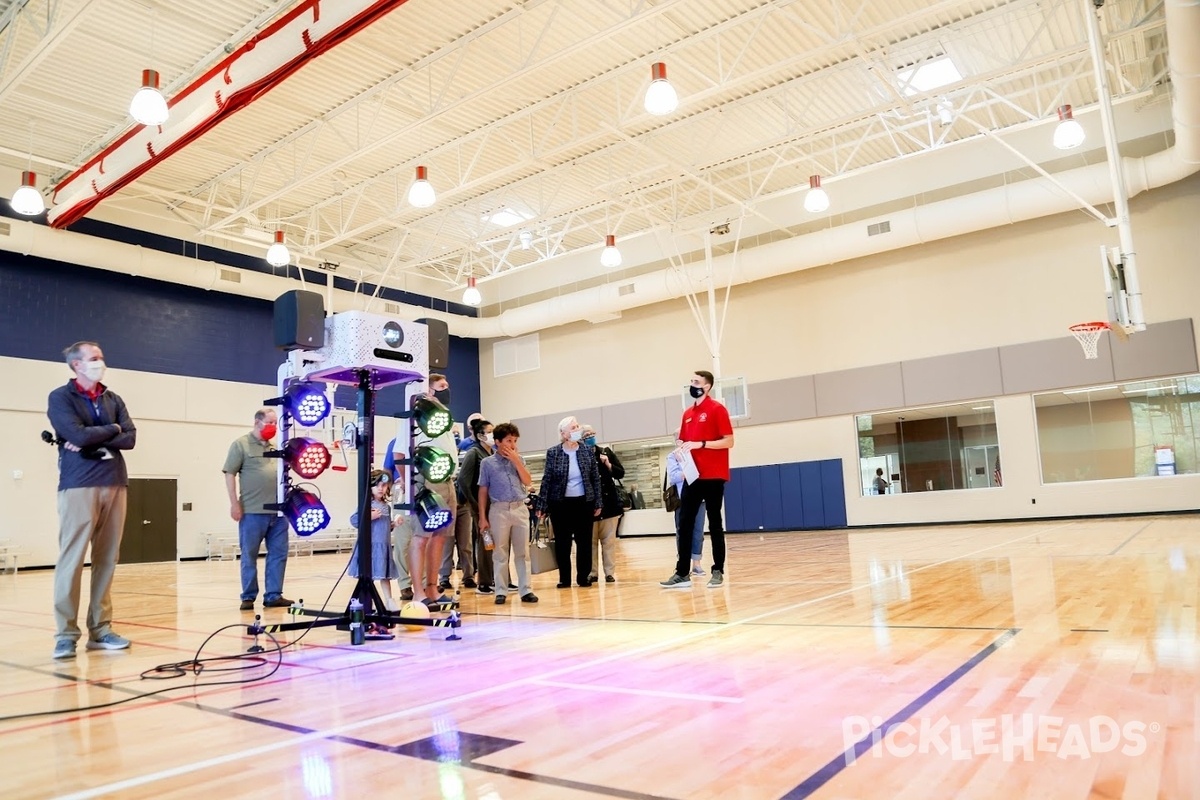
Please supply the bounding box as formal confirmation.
[536,416,602,588]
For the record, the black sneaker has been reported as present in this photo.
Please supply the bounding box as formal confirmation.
[476,584,494,594]
[495,595,507,605]
[438,580,452,592]
[605,575,616,583]
[462,577,477,588]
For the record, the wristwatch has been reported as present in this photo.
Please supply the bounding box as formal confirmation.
[701,441,706,449]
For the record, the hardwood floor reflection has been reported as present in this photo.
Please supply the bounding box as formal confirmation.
[1,515,1197,799]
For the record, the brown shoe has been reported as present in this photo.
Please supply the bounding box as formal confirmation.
[239,600,254,611]
[263,597,294,608]
[400,588,414,601]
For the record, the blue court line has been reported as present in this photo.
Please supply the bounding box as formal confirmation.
[778,627,1019,800]
[1109,521,1154,556]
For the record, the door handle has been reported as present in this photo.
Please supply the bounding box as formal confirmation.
[142,520,152,525]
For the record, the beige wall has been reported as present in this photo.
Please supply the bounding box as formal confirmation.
[479,174,1200,525]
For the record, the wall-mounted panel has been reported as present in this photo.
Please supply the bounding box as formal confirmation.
[814,363,905,417]
[799,461,826,529]
[999,336,1115,394]
[759,465,784,531]
[1111,319,1197,381]
[902,348,1003,406]
[740,466,764,531]
[601,397,671,442]
[779,463,805,530]
[511,415,551,453]
[820,460,848,527]
[744,375,817,425]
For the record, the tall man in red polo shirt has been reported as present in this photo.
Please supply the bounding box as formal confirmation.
[660,370,734,589]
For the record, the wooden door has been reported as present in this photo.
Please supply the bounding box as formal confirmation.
[119,478,178,563]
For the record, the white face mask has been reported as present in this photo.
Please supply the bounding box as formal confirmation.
[483,433,495,445]
[82,361,107,382]
[569,429,583,442]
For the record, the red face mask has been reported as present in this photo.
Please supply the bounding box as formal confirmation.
[260,424,277,441]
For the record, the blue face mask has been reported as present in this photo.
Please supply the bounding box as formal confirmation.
[583,436,597,447]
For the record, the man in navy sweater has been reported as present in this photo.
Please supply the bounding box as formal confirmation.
[46,341,137,659]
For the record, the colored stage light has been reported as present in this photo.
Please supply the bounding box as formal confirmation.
[278,382,331,426]
[281,488,331,535]
[412,445,454,483]
[412,396,452,437]
[282,437,331,479]
[413,487,452,532]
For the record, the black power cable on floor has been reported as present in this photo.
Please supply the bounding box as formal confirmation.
[0,559,353,724]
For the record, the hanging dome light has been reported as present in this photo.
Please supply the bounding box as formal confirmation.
[462,276,482,306]
[129,69,169,126]
[407,165,436,208]
[600,234,623,268]
[266,230,291,267]
[803,175,830,213]
[644,62,678,116]
[519,229,533,250]
[1053,104,1085,150]
[11,171,45,216]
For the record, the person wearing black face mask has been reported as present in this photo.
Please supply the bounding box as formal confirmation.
[223,407,294,612]
[660,370,735,590]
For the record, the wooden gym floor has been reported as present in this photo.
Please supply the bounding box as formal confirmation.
[1,515,1197,799]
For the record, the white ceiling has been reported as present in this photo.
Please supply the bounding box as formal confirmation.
[0,0,1175,311]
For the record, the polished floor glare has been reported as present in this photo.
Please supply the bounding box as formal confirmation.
[2,516,1199,800]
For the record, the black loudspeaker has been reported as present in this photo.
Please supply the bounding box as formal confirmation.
[417,317,449,368]
[274,290,325,350]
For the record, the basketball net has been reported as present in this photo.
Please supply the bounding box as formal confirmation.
[1069,321,1109,360]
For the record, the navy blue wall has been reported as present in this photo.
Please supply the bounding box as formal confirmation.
[724,458,847,532]
[0,251,481,415]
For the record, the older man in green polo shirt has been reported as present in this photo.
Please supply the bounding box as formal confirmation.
[223,408,294,611]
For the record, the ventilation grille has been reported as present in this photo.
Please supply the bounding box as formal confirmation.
[867,220,891,237]
[384,302,401,315]
[493,333,540,377]
[0,221,11,237]
[618,283,636,296]
[218,268,242,283]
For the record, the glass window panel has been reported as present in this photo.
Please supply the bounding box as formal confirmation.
[1033,374,1200,483]
[856,401,1000,495]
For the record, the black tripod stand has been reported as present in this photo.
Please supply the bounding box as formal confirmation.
[248,368,461,644]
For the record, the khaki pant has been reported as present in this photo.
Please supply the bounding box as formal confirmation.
[54,486,127,643]
[489,500,529,598]
[591,515,620,579]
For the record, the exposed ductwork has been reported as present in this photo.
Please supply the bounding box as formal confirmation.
[48,0,412,229]
[6,0,1197,341]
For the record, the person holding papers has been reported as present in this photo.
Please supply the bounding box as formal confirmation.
[660,370,735,589]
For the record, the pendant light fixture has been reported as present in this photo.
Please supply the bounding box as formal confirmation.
[644,62,679,116]
[1053,104,1085,150]
[462,276,481,306]
[600,234,623,268]
[407,165,436,208]
[803,175,830,213]
[11,122,45,216]
[11,170,45,216]
[130,69,169,126]
[266,230,291,267]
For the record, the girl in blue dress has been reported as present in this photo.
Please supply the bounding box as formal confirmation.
[349,470,402,613]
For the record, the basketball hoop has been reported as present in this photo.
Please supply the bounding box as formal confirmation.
[1069,321,1109,360]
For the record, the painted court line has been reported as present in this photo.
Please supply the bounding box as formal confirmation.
[57,522,1073,800]
[779,628,1018,799]
[531,679,745,704]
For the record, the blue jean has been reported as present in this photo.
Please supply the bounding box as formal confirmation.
[675,500,705,559]
[239,513,289,602]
